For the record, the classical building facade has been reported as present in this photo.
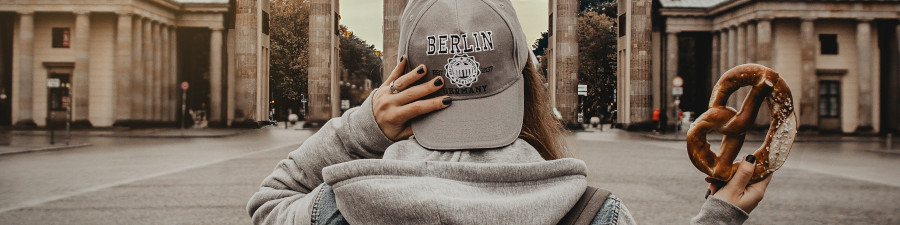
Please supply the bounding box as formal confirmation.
[618,0,900,133]
[0,0,271,128]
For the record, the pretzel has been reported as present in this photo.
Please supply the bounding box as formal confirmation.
[687,64,797,184]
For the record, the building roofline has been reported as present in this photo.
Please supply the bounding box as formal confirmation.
[662,0,900,18]
[178,2,230,13]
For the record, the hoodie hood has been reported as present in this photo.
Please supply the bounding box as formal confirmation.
[321,139,588,225]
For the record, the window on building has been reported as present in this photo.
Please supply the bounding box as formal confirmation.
[52,28,70,48]
[262,11,269,35]
[618,14,626,37]
[819,34,838,55]
[818,80,840,118]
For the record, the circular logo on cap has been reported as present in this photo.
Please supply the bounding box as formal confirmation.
[444,54,481,88]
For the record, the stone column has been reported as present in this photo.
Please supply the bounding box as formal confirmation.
[170,27,177,121]
[147,21,158,121]
[720,28,729,79]
[73,11,91,124]
[737,24,746,64]
[799,17,817,127]
[115,12,133,121]
[142,19,152,121]
[751,20,770,126]
[131,17,143,121]
[711,32,720,84]
[308,0,339,123]
[857,18,873,130]
[666,31,678,123]
[725,26,740,108]
[382,0,409,82]
[15,10,34,126]
[734,23,749,108]
[210,27,223,123]
[756,18,773,67]
[152,22,162,121]
[553,0,581,126]
[747,21,757,63]
[728,26,737,67]
[161,25,169,122]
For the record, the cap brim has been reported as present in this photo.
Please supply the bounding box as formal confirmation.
[411,78,524,150]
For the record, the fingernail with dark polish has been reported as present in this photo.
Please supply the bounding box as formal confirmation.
[442,97,452,106]
[417,67,425,74]
[434,77,443,86]
[746,154,756,164]
[705,189,711,199]
[400,56,405,62]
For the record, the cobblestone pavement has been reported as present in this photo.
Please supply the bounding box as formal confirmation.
[571,128,899,224]
[0,127,896,224]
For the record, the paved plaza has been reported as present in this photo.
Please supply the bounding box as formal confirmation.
[0,126,897,224]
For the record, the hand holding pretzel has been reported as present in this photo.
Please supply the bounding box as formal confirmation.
[687,64,798,184]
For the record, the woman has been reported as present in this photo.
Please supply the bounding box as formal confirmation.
[247,0,770,224]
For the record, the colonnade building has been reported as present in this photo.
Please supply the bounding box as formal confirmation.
[618,0,900,133]
[0,0,271,128]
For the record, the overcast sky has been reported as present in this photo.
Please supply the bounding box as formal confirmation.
[340,0,549,52]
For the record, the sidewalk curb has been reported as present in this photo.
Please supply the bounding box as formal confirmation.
[0,143,93,156]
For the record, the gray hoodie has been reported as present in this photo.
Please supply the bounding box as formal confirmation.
[247,95,748,225]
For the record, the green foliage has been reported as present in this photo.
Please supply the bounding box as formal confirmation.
[580,0,617,18]
[268,0,382,117]
[269,0,310,117]
[338,25,383,108]
[533,1,618,120]
[532,32,549,56]
[577,8,618,120]
[532,32,550,78]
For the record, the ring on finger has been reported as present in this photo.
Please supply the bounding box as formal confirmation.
[389,80,401,94]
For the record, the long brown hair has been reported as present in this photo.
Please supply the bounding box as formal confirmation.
[519,58,569,160]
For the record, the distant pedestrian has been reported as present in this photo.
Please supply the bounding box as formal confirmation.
[248,1,771,224]
[653,108,661,132]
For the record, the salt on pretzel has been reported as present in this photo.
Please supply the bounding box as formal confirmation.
[687,64,797,183]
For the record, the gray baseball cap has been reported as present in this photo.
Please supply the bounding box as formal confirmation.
[399,0,530,150]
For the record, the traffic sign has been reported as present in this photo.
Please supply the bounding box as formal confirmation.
[577,84,587,96]
[673,76,684,87]
[181,81,189,90]
[672,87,683,95]
[340,100,350,110]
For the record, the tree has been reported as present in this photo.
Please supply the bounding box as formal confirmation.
[533,1,618,121]
[338,25,382,108]
[269,0,310,119]
[532,32,550,79]
[269,0,382,118]
[577,2,617,121]
[580,0,617,18]
[532,32,549,56]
